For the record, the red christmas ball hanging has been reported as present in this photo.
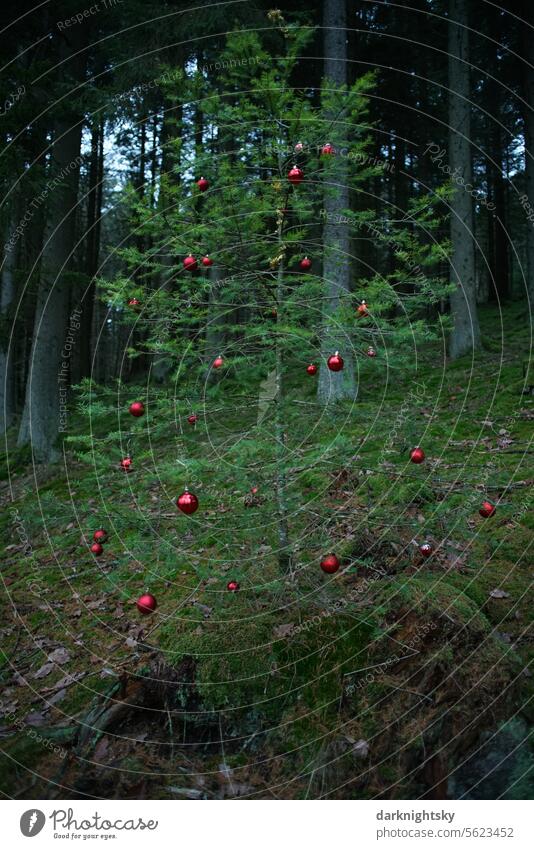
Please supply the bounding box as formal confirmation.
[136,592,157,615]
[202,255,213,267]
[250,485,259,495]
[479,500,496,518]
[294,141,304,152]
[306,363,318,376]
[90,542,104,556]
[321,142,335,156]
[366,346,376,358]
[128,297,140,308]
[288,165,304,185]
[410,447,425,464]
[212,355,223,369]
[227,580,240,592]
[327,352,344,372]
[419,542,433,558]
[129,401,145,417]
[183,254,198,272]
[93,529,108,543]
[299,256,312,271]
[197,177,209,192]
[187,414,198,425]
[320,553,340,574]
[357,300,368,318]
[177,489,199,515]
[120,456,133,471]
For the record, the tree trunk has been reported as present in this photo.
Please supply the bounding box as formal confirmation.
[447,0,481,358]
[0,215,18,432]
[317,0,357,403]
[17,22,86,460]
[274,214,292,574]
[521,0,534,306]
[79,117,104,378]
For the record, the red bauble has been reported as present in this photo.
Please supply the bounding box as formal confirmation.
[177,489,199,515]
[357,301,368,317]
[128,297,140,307]
[366,346,376,358]
[227,580,240,592]
[320,554,340,574]
[327,352,344,372]
[137,593,157,615]
[183,254,198,272]
[93,529,107,543]
[90,542,103,556]
[187,414,198,425]
[321,142,335,156]
[212,355,223,369]
[306,363,318,376]
[410,447,425,464]
[479,500,496,518]
[288,165,304,185]
[197,177,209,192]
[299,256,312,271]
[120,456,133,471]
[250,485,258,495]
[294,141,304,152]
[129,401,145,417]
[419,542,433,558]
[202,255,213,267]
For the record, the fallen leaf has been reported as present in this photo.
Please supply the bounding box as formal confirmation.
[273,623,295,639]
[48,647,70,665]
[25,712,47,726]
[490,588,510,599]
[33,662,54,679]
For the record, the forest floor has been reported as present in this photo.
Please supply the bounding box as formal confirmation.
[1,302,533,800]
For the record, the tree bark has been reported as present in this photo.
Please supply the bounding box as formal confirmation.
[17,29,86,460]
[521,0,534,307]
[447,0,481,358]
[317,0,357,403]
[0,215,18,432]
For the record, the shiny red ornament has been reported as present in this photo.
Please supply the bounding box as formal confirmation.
[250,486,258,495]
[366,346,376,358]
[321,142,335,156]
[357,300,368,317]
[479,500,496,518]
[128,297,140,307]
[288,165,304,185]
[202,255,213,267]
[306,363,318,376]
[320,554,340,574]
[187,414,198,425]
[419,542,433,558]
[410,447,425,464]
[120,456,133,471]
[177,489,199,515]
[196,177,209,192]
[90,542,103,556]
[93,529,107,543]
[212,355,223,369]
[137,592,157,615]
[294,141,304,152]
[227,580,240,592]
[183,254,198,272]
[129,401,145,418]
[299,256,312,271]
[327,351,344,372]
